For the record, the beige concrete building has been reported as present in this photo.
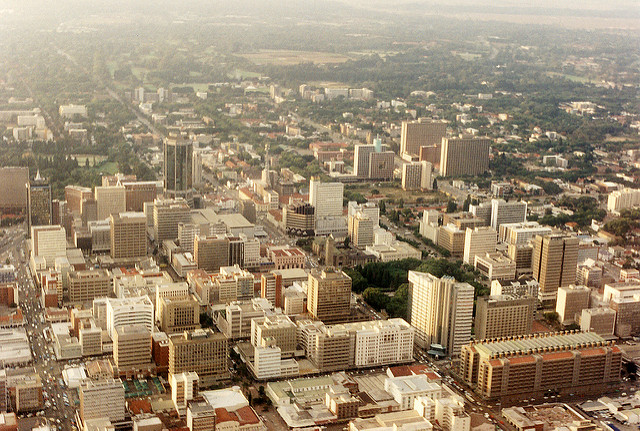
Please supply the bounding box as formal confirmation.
[0,167,29,213]
[169,328,229,387]
[187,399,216,431]
[460,332,621,400]
[463,226,497,265]
[348,212,374,248]
[95,185,126,220]
[113,324,152,373]
[474,252,517,281]
[194,235,229,271]
[474,295,535,340]
[307,268,352,323]
[440,136,491,177]
[171,371,199,411]
[438,224,466,258]
[556,285,590,325]
[251,314,298,357]
[532,233,579,304]
[153,198,190,241]
[110,212,147,259]
[68,269,111,304]
[368,151,395,181]
[79,378,125,422]
[159,295,200,334]
[579,308,616,336]
[408,271,474,357]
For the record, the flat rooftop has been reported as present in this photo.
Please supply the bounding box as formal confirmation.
[474,331,606,359]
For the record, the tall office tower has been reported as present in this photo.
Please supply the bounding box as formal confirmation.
[354,144,376,178]
[402,162,422,191]
[400,119,447,158]
[80,198,98,225]
[261,272,283,308]
[490,199,527,230]
[65,185,93,215]
[408,271,474,357]
[463,226,497,265]
[94,185,126,220]
[348,212,374,248]
[531,233,579,304]
[31,225,66,264]
[307,268,352,323]
[439,136,491,177]
[164,136,193,204]
[0,167,29,214]
[194,235,229,271]
[106,296,155,338]
[171,371,199,411]
[498,221,552,245]
[122,181,160,212]
[368,151,395,181]
[283,202,315,236]
[309,178,343,219]
[27,170,52,232]
[169,328,228,387]
[192,149,203,187]
[469,201,492,226]
[347,202,380,227]
[159,295,200,334]
[79,379,125,422]
[113,324,152,372]
[474,295,536,340]
[110,212,147,259]
[153,198,190,241]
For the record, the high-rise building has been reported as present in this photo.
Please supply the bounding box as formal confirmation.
[474,295,536,340]
[579,308,616,336]
[283,202,315,236]
[65,185,93,215]
[555,285,590,325]
[106,296,154,338]
[401,161,433,191]
[192,149,203,187]
[439,136,491,177]
[531,233,579,304]
[159,295,200,334]
[171,371,199,411]
[309,178,343,219]
[79,379,125,422]
[354,144,376,178]
[68,269,111,304]
[437,224,466,258]
[490,199,527,230]
[122,181,160,212]
[348,212,374,248]
[164,136,193,204]
[153,198,190,241]
[169,328,228,387]
[460,332,621,400]
[0,167,28,213]
[194,235,229,271]
[30,225,66,265]
[307,268,352,323]
[94,185,126,221]
[400,119,447,157]
[27,171,51,232]
[261,272,283,308]
[408,271,474,356]
[368,151,395,181]
[110,212,147,259]
[113,324,152,373]
[187,399,216,431]
[499,221,552,245]
[607,188,640,215]
[463,226,497,265]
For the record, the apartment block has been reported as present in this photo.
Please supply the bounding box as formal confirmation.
[400,119,447,158]
[408,271,474,357]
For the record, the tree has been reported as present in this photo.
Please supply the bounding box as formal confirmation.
[379,200,386,214]
[344,236,351,248]
[432,178,437,189]
[446,200,457,213]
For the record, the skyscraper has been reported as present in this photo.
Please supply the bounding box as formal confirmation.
[531,233,579,304]
[439,136,491,177]
[27,170,51,232]
[164,136,193,204]
[110,212,147,259]
[490,199,527,230]
[400,119,447,158]
[307,268,352,323]
[408,271,474,357]
[354,144,376,178]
